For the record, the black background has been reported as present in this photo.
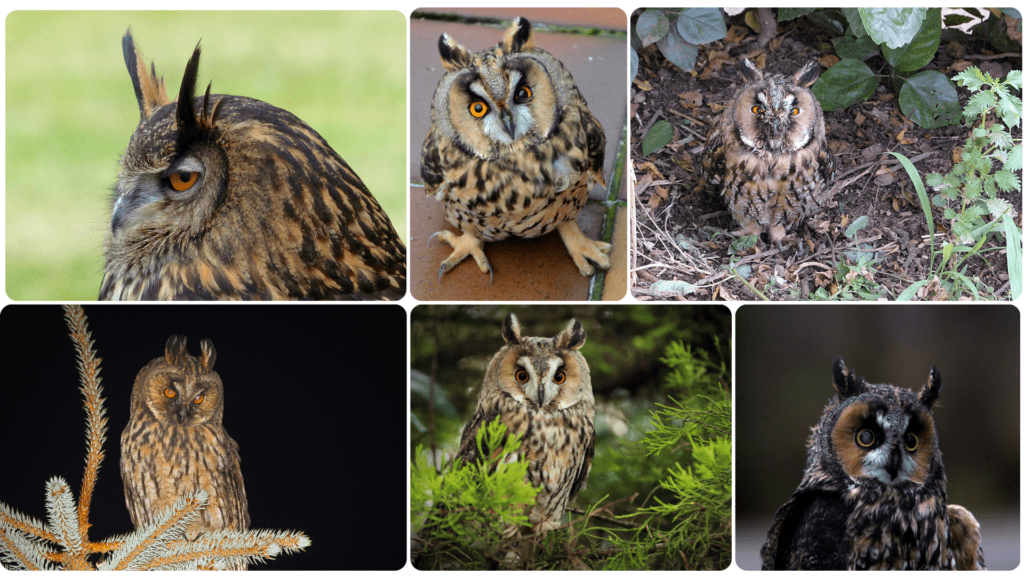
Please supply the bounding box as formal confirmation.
[1,304,407,570]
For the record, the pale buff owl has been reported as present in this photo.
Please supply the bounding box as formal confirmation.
[697,58,835,244]
[421,17,612,280]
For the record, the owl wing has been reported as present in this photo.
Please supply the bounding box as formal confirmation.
[696,116,727,185]
[421,125,446,198]
[579,105,606,186]
[454,405,501,466]
[760,489,849,570]
[947,504,985,570]
[817,140,836,186]
[568,429,594,500]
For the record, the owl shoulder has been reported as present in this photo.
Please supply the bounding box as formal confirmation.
[761,489,850,570]
[421,125,446,195]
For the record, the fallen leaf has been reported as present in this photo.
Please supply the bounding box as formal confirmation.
[854,112,866,126]
[744,10,762,33]
[678,91,703,108]
[634,79,653,91]
[818,54,839,68]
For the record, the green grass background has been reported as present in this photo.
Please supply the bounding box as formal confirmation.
[6,11,407,300]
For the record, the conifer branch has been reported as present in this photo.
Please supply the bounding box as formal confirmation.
[0,501,57,544]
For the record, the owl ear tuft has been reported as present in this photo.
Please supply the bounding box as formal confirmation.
[555,319,586,351]
[502,17,535,53]
[122,29,170,122]
[176,40,203,133]
[832,357,865,398]
[739,58,763,84]
[199,339,217,372]
[501,313,523,345]
[165,335,190,367]
[792,61,822,87]
[919,366,941,408]
[438,33,472,72]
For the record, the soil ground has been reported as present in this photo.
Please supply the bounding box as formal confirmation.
[630,14,1021,300]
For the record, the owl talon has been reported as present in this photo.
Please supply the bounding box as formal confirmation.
[433,230,492,281]
[556,220,611,276]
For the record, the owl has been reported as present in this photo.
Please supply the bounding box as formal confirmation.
[121,335,250,554]
[760,358,985,570]
[420,17,612,280]
[697,58,835,244]
[101,31,406,300]
[456,313,595,532]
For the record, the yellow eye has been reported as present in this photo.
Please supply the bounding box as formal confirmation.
[905,432,919,452]
[751,105,764,115]
[855,429,875,448]
[553,370,566,384]
[791,107,801,115]
[515,85,532,102]
[163,388,176,399]
[194,394,205,405]
[469,101,488,118]
[168,170,199,192]
[515,369,528,383]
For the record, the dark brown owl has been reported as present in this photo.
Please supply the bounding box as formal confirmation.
[421,17,611,279]
[101,31,406,300]
[455,313,595,533]
[120,336,249,553]
[697,58,835,244]
[761,358,985,570]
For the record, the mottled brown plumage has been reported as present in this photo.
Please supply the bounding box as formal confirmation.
[121,336,249,563]
[421,17,611,279]
[101,31,405,300]
[761,359,985,570]
[697,58,835,244]
[456,314,595,532]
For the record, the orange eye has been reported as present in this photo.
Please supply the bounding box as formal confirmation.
[168,170,199,192]
[553,370,566,384]
[469,101,488,118]
[791,107,801,115]
[515,369,529,383]
[194,394,205,405]
[514,85,532,102]
[751,105,764,115]
[163,388,176,399]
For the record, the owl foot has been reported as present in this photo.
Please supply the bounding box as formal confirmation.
[431,230,493,282]
[556,220,611,276]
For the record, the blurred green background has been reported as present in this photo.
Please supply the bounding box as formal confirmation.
[6,11,407,300]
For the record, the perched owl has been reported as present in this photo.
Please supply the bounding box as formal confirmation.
[456,313,595,532]
[121,336,249,554]
[101,31,406,300]
[761,358,985,570]
[420,17,612,279]
[697,58,835,244]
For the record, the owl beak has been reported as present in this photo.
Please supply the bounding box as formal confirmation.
[499,108,515,138]
[536,385,545,407]
[884,448,902,481]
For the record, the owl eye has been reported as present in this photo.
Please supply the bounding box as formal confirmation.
[194,394,205,405]
[751,105,765,115]
[905,432,919,452]
[163,388,176,399]
[791,107,801,116]
[515,369,529,383]
[514,85,532,103]
[168,170,199,192]
[855,429,875,448]
[552,370,566,384]
[469,101,488,118]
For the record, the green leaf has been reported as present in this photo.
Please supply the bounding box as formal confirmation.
[844,215,870,238]
[896,279,931,300]
[778,8,815,22]
[898,70,961,128]
[860,7,927,48]
[953,66,986,91]
[1003,213,1022,299]
[812,59,880,111]
[890,151,936,274]
[943,14,975,27]
[630,46,639,84]
[806,9,847,36]
[842,8,867,36]
[881,8,940,72]
[649,280,699,295]
[642,120,674,156]
[963,90,996,119]
[995,169,1022,193]
[656,25,698,71]
[833,35,879,60]
[636,9,670,47]
[675,8,727,45]
[1007,70,1023,89]
[1006,144,1022,172]
[997,93,1022,128]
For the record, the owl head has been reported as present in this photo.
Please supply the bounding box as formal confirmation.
[132,335,224,427]
[482,313,593,411]
[429,17,576,159]
[730,58,825,154]
[807,358,943,488]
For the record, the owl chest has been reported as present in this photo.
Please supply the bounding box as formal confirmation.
[844,486,951,569]
[502,408,591,506]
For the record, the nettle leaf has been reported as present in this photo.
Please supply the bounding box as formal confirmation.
[997,94,1022,128]
[675,8,727,45]
[833,35,879,60]
[656,25,698,71]
[860,8,926,48]
[898,70,961,128]
[1006,145,1023,172]
[953,66,986,91]
[812,59,880,110]
[642,120,674,156]
[636,9,670,47]
[842,8,867,37]
[881,8,940,72]
[963,90,997,119]
[994,169,1022,193]
[1007,70,1023,90]
[778,8,815,22]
